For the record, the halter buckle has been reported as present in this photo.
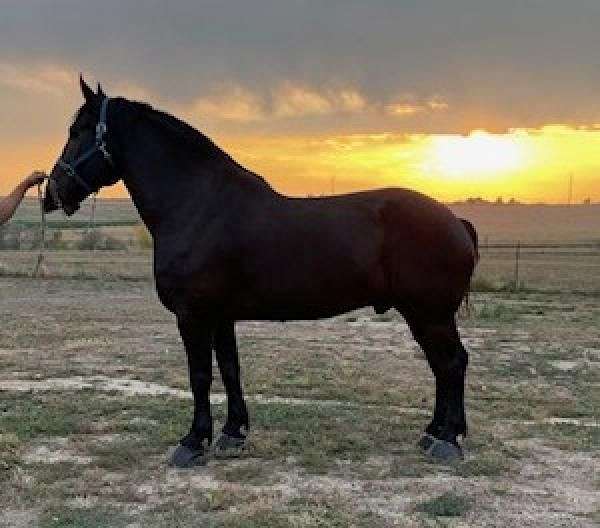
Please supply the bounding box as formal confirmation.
[96,122,107,138]
[98,142,113,164]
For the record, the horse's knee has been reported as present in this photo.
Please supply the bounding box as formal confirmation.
[451,344,468,375]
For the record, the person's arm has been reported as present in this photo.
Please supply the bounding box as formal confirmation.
[0,171,47,226]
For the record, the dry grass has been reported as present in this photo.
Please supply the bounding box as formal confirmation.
[0,274,598,527]
[0,200,599,526]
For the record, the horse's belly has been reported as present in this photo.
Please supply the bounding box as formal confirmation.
[231,265,381,321]
[232,297,371,321]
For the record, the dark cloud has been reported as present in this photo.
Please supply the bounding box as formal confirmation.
[1,0,600,135]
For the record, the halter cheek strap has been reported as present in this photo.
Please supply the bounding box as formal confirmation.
[57,97,113,195]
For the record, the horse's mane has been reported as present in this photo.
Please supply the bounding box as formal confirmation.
[126,99,271,189]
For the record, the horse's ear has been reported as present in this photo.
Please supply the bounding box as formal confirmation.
[97,83,106,99]
[79,74,95,104]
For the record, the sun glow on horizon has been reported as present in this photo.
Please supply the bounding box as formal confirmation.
[426,131,527,180]
[2,125,600,204]
[222,126,600,203]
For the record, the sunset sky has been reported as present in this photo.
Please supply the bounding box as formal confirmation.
[2,1,600,203]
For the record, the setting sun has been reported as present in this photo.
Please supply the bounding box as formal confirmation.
[426,131,526,178]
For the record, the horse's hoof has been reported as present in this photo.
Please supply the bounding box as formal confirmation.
[417,433,436,452]
[213,433,247,459]
[426,439,464,461]
[169,445,207,468]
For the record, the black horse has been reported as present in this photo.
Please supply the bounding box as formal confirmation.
[44,77,479,467]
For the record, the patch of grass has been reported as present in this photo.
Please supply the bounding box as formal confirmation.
[415,491,472,518]
[250,404,371,457]
[197,489,240,512]
[213,460,270,484]
[490,484,511,496]
[542,397,597,420]
[39,507,128,528]
[452,451,512,477]
[474,302,519,322]
[1,396,79,441]
[487,396,539,420]
[471,276,534,293]
[0,391,196,469]
[245,401,425,475]
[526,423,600,452]
[20,462,84,502]
[134,510,203,528]
[0,433,20,468]
[146,488,258,524]
[385,455,432,478]
[217,510,293,528]
[297,449,336,474]
[471,276,500,292]
[285,497,389,528]
[87,439,149,469]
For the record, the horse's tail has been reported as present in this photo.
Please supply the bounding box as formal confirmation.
[459,218,479,316]
[460,218,479,265]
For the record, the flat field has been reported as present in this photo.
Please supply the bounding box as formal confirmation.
[0,200,598,527]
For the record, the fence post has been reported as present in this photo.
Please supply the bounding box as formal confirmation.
[514,241,520,291]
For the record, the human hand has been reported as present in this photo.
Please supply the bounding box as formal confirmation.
[24,171,47,188]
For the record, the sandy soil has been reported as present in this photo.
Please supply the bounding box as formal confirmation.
[0,277,598,527]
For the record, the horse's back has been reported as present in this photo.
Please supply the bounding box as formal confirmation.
[232,187,475,318]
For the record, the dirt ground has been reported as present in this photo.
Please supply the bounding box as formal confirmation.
[0,276,598,527]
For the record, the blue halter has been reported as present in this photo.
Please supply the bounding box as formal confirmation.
[57,97,113,194]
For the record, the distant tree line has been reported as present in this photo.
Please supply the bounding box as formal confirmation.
[451,197,596,205]
[0,224,129,250]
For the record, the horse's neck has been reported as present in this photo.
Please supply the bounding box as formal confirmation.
[114,107,244,236]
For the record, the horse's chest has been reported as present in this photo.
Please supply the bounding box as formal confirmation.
[153,249,229,315]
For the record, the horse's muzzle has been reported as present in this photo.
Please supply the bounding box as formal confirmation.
[42,179,60,213]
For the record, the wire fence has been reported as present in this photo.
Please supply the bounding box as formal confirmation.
[0,230,599,293]
[476,241,600,293]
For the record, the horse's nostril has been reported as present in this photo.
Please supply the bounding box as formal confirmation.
[42,198,57,213]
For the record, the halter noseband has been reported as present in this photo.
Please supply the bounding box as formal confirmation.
[56,97,113,195]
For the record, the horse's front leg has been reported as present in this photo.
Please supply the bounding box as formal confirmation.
[170,316,215,468]
[213,320,249,457]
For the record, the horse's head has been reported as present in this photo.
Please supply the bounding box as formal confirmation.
[44,76,120,215]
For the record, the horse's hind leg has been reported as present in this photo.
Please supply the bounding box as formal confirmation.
[213,320,249,458]
[407,314,468,461]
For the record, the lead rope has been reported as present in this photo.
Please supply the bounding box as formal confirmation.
[32,182,46,277]
[88,193,97,233]
[32,184,99,276]
[87,192,98,250]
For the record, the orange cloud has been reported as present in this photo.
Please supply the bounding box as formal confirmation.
[0,63,74,96]
[427,96,449,111]
[338,89,368,112]
[386,95,449,117]
[186,84,266,122]
[386,102,422,116]
[111,81,157,103]
[173,82,370,123]
[272,82,369,118]
[273,82,333,117]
